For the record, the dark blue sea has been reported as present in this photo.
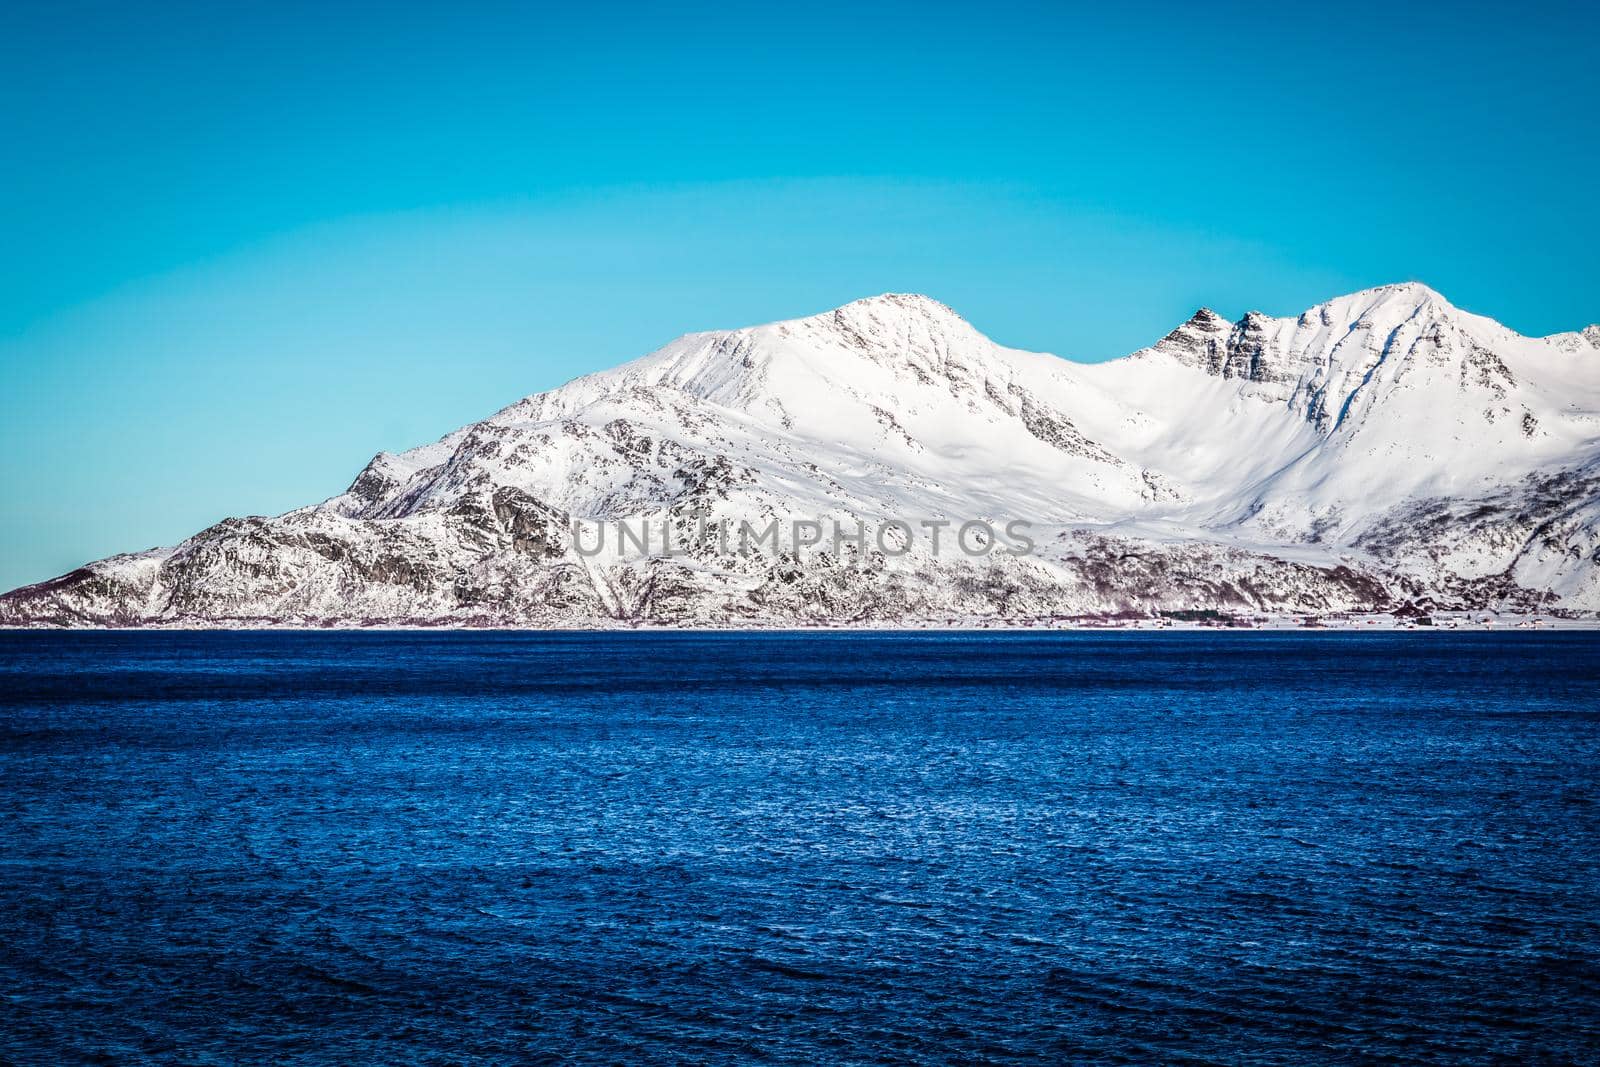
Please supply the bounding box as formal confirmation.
[2,632,1599,1064]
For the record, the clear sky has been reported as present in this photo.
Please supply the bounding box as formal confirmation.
[2,0,1597,590]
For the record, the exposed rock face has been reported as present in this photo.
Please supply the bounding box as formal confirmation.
[5,284,1600,627]
[1151,307,1234,370]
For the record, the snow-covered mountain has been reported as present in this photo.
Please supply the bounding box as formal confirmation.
[7,283,1600,627]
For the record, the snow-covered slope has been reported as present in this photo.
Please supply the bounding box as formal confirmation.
[6,284,1600,627]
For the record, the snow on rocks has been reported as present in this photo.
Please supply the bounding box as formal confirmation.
[6,284,1600,627]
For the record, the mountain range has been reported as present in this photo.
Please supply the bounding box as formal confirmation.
[6,282,1600,627]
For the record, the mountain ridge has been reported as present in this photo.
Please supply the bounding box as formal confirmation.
[5,283,1599,628]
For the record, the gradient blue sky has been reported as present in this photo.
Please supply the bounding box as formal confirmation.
[3,0,1597,590]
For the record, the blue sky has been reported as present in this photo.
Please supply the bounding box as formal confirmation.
[2,0,1597,590]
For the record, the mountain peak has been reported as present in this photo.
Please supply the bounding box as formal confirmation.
[13,280,1600,627]
[614,292,994,414]
[1317,281,1451,320]
[772,292,989,363]
[1369,280,1443,301]
[838,292,954,313]
[1143,282,1480,403]
[1150,306,1234,365]
[815,292,971,333]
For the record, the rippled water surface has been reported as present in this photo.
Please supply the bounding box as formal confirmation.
[3,631,1600,1064]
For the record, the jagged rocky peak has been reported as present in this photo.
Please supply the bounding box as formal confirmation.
[1219,311,1278,382]
[1188,307,1230,328]
[1152,306,1276,381]
[1151,283,1466,380]
[1151,307,1234,368]
[1166,306,1233,341]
